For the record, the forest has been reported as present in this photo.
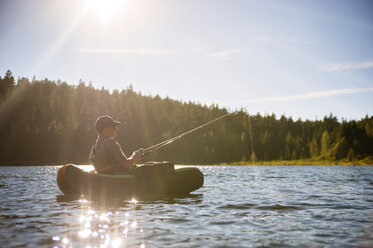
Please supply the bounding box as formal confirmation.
[0,70,372,165]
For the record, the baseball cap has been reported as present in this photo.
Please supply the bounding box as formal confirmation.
[95,115,121,133]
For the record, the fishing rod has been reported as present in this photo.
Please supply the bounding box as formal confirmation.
[142,111,238,156]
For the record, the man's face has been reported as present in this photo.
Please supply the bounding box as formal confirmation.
[104,125,117,139]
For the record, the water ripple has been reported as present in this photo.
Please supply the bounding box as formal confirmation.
[256,204,302,211]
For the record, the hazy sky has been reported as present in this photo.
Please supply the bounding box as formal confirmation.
[1,0,372,120]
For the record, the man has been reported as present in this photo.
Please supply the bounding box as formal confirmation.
[89,115,143,174]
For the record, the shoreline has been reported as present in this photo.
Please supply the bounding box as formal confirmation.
[0,159,373,166]
[220,158,373,166]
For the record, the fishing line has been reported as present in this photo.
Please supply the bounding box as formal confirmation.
[142,111,238,155]
[248,113,256,164]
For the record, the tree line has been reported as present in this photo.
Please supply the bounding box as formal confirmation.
[0,70,372,165]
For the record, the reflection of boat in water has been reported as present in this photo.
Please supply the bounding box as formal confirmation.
[57,162,204,198]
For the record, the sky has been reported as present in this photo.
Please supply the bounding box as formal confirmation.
[0,0,373,120]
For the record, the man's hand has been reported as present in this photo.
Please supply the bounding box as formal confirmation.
[131,148,144,164]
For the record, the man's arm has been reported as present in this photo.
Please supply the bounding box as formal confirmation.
[106,140,142,171]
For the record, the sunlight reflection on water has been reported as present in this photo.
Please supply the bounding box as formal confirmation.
[51,196,147,248]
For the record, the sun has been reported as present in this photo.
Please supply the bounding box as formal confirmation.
[85,0,125,23]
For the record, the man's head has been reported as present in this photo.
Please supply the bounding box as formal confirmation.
[95,115,121,137]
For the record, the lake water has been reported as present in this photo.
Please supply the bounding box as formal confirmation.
[1,165,373,247]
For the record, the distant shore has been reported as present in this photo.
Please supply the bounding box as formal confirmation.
[220,157,373,166]
[1,157,373,166]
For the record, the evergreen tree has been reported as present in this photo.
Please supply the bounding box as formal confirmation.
[0,70,15,102]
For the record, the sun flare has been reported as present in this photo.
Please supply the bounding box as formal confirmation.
[85,0,125,23]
